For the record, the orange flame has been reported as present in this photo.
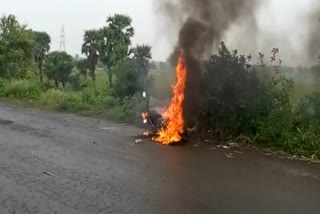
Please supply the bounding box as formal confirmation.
[153,49,187,145]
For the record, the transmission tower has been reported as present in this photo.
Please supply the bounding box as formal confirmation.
[59,25,66,52]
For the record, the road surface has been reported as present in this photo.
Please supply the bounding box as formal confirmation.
[0,101,319,214]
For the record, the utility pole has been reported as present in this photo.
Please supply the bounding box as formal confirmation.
[59,25,66,52]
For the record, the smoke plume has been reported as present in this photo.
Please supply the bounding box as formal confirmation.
[155,0,320,65]
[158,0,258,60]
[154,0,259,127]
[307,2,320,61]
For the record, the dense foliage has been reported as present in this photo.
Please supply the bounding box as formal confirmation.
[197,43,320,157]
[46,51,74,87]
[32,31,51,83]
[200,42,259,134]
[0,15,34,79]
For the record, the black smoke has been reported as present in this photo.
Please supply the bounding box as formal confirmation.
[307,2,320,61]
[155,0,259,127]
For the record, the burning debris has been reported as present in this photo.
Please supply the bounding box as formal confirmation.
[153,50,187,144]
[144,0,260,145]
[142,50,187,145]
[141,110,164,135]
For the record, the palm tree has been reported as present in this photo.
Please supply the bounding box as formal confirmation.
[32,31,51,83]
[81,30,101,82]
[107,14,134,61]
[100,14,134,87]
[98,27,114,86]
[130,44,152,77]
[130,44,152,110]
[130,44,152,65]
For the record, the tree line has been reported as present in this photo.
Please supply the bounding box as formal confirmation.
[0,14,152,98]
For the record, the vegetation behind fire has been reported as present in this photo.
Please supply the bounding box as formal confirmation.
[1,14,320,158]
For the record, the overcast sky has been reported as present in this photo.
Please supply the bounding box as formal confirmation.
[0,0,314,62]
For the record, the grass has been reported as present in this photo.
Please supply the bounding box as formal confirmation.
[96,68,109,91]
[0,77,145,126]
[2,79,41,100]
[293,81,320,105]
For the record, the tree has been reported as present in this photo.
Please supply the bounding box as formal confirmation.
[99,14,135,87]
[106,14,134,62]
[113,45,152,100]
[46,51,74,87]
[0,14,34,79]
[129,44,152,112]
[200,42,260,133]
[130,44,152,89]
[130,45,152,62]
[32,31,51,83]
[113,58,141,99]
[130,44,152,74]
[81,30,101,82]
[98,26,113,78]
[76,58,90,77]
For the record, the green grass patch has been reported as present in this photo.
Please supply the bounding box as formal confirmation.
[2,79,41,100]
[0,78,146,126]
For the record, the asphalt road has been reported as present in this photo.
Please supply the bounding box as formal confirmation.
[0,102,320,214]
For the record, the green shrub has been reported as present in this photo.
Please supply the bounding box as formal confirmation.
[40,89,89,112]
[120,93,146,123]
[200,43,260,136]
[296,92,320,130]
[0,79,7,95]
[3,80,41,100]
[103,93,145,124]
[113,59,145,100]
[57,92,88,112]
[244,76,320,157]
[196,44,320,158]
[282,128,320,157]
[81,86,105,106]
[101,96,118,109]
[80,79,115,108]
[40,89,68,108]
[244,75,294,135]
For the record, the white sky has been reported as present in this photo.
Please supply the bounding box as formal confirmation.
[0,0,315,62]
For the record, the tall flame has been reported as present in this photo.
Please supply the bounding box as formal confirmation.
[153,49,187,145]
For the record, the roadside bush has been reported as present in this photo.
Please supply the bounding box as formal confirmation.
[296,92,320,130]
[196,43,320,157]
[2,79,41,100]
[253,77,320,157]
[57,92,89,112]
[68,73,82,90]
[40,89,89,111]
[0,79,7,95]
[279,126,320,157]
[200,43,260,136]
[81,86,102,105]
[100,95,118,109]
[105,93,145,124]
[40,89,68,108]
[113,59,145,100]
[80,77,116,108]
[248,76,294,137]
